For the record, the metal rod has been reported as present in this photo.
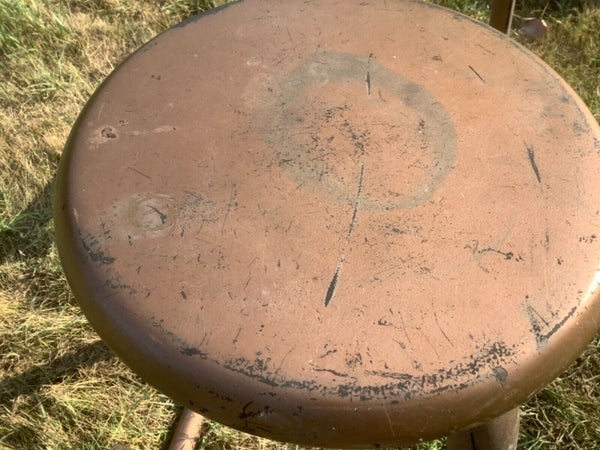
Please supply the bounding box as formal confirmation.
[168,408,204,450]
[447,407,520,450]
[490,0,516,34]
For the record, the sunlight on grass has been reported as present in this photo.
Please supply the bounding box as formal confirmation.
[1,0,598,448]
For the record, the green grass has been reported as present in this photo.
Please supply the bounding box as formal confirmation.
[0,0,599,449]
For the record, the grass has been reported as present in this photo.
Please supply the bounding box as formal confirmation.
[0,0,598,448]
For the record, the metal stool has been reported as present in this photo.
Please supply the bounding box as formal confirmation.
[54,1,600,448]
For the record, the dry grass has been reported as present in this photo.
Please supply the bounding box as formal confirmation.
[0,0,598,449]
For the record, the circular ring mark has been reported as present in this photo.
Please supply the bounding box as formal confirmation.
[253,51,457,210]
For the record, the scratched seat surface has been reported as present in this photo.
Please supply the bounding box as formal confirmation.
[54,0,600,447]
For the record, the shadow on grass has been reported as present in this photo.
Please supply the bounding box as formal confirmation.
[0,340,114,405]
[0,180,55,263]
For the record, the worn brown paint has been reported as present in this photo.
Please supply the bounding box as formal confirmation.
[54,0,600,447]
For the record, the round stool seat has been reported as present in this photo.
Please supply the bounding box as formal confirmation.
[54,0,600,447]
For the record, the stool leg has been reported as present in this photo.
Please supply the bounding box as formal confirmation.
[446,407,520,450]
[490,0,516,34]
[168,408,204,450]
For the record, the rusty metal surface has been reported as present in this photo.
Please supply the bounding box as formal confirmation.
[54,0,600,447]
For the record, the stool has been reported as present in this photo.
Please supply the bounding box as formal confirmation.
[54,0,600,448]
